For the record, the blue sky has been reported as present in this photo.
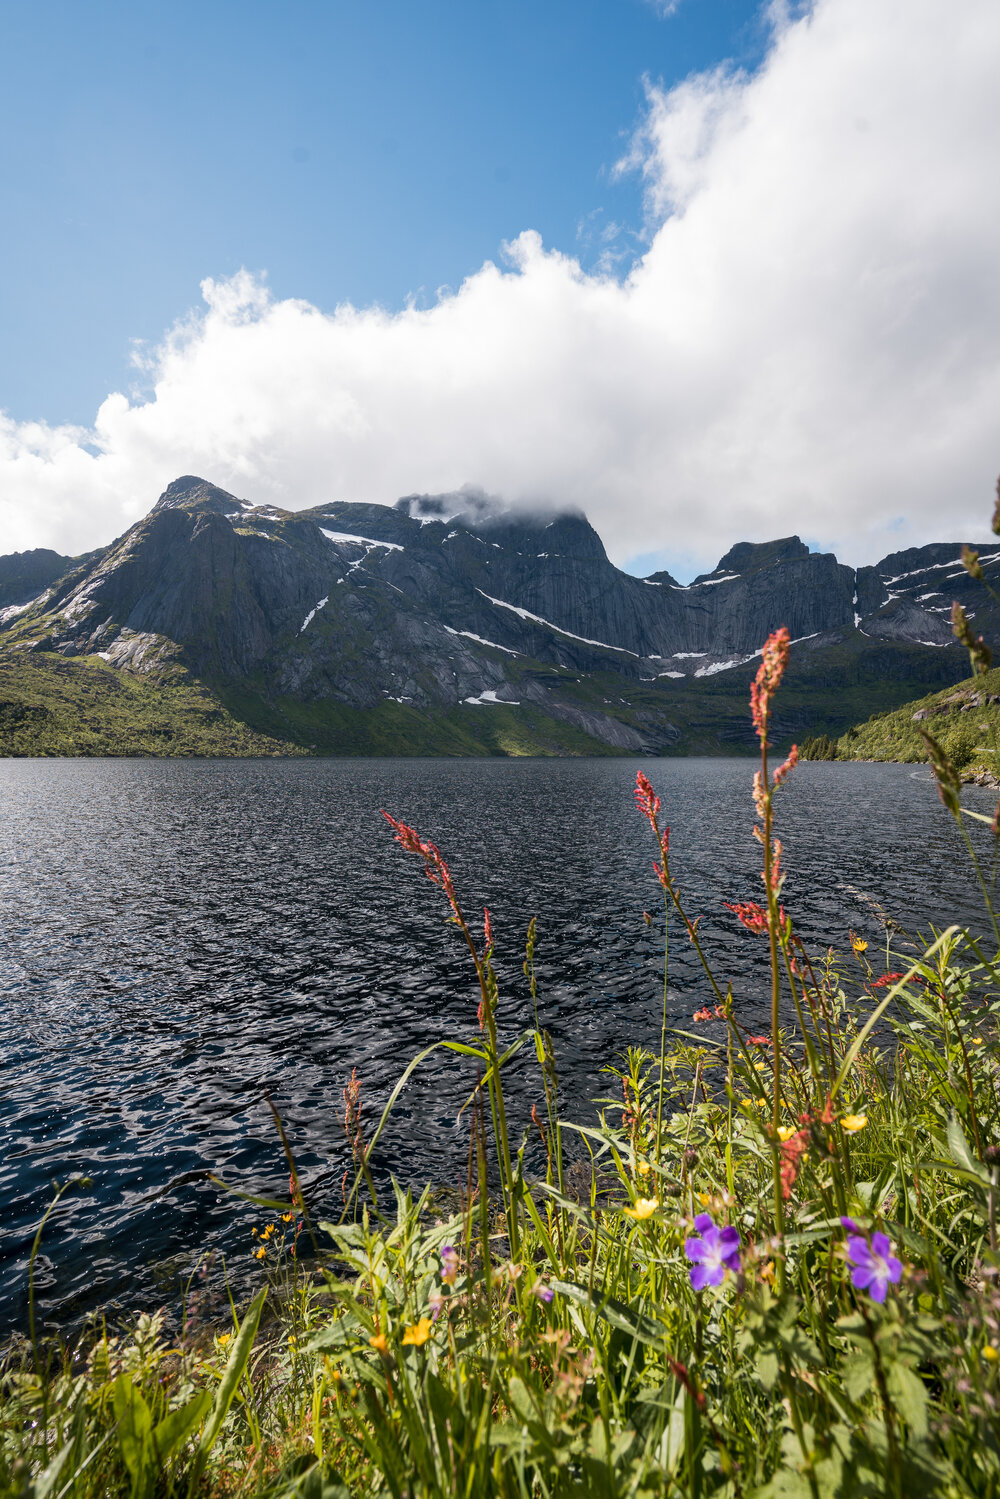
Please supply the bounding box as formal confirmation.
[0,0,765,426]
[2,1,998,577]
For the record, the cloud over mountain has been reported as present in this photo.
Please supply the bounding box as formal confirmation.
[2,0,999,573]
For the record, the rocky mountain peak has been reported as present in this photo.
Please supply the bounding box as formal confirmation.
[709,537,811,578]
[152,476,247,517]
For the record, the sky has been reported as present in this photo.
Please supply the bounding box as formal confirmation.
[1,0,998,580]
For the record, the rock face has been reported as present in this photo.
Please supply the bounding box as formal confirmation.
[1,476,994,755]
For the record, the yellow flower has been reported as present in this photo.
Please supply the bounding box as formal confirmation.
[697,1191,713,1207]
[262,1224,275,1240]
[840,1114,868,1134]
[401,1317,434,1348]
[851,936,868,954]
[254,1246,266,1260]
[369,1332,390,1356]
[984,1345,999,1362]
[217,1332,232,1348]
[636,1160,652,1177]
[971,1037,985,1047]
[282,1210,294,1222]
[777,1125,797,1142]
[623,1197,659,1220]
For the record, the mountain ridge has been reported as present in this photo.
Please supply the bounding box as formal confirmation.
[0,476,993,757]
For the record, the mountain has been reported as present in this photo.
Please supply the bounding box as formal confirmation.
[0,475,994,757]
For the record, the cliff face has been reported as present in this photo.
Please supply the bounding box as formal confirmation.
[1,476,993,755]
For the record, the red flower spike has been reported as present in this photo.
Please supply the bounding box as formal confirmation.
[483,908,493,951]
[726,900,769,934]
[773,744,799,787]
[692,1007,713,1022]
[750,626,791,741]
[634,771,661,827]
[747,1034,772,1046]
[872,971,905,989]
[779,1128,809,1199]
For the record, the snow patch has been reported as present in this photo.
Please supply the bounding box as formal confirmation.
[320,529,404,552]
[658,671,686,678]
[300,596,329,633]
[694,656,756,677]
[444,626,521,657]
[463,689,520,706]
[671,651,707,659]
[475,590,639,655]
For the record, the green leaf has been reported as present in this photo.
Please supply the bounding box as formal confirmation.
[111,1373,151,1482]
[756,1348,780,1392]
[946,1112,990,1184]
[199,1284,267,1455]
[32,1437,76,1499]
[842,1350,876,1404]
[550,1279,667,1348]
[886,1362,929,1438]
[151,1389,212,1465]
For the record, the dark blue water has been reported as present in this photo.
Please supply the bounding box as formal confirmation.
[0,756,994,1337]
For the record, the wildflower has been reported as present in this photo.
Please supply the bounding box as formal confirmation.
[254,1246,266,1260]
[382,810,460,915]
[685,1213,741,1290]
[750,627,791,740]
[483,907,493,952]
[428,1291,445,1320]
[984,1345,1000,1363]
[840,1114,868,1133]
[748,1034,772,1047]
[532,1282,555,1303]
[845,1228,903,1303]
[777,1125,797,1142]
[636,1159,652,1176]
[634,771,661,827]
[262,1224,275,1239]
[369,1331,390,1356]
[692,1007,713,1022]
[779,1129,809,1199]
[726,900,769,935]
[401,1318,433,1348]
[851,935,868,954]
[872,972,905,989]
[281,1210,294,1223]
[773,744,799,788]
[623,1197,659,1220]
[440,1245,460,1285]
[217,1332,232,1348]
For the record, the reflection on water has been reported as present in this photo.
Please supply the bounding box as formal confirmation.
[0,755,994,1334]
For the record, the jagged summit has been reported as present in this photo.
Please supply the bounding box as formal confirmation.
[152,476,249,516]
[705,537,811,580]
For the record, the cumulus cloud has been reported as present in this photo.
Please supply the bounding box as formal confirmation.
[2,0,999,575]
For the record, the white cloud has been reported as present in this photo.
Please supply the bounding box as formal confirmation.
[2,0,1000,575]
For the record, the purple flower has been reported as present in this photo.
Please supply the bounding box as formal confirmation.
[532,1282,554,1303]
[846,1230,903,1303]
[684,1212,741,1291]
[440,1245,459,1285]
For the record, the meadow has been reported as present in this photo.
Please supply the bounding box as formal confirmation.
[5,620,1000,1498]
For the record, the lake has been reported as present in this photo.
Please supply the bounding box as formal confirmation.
[0,755,994,1337]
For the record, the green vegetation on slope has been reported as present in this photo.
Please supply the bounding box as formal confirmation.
[812,665,1000,774]
[0,652,299,757]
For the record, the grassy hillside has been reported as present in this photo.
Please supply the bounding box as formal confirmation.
[0,652,299,757]
[816,665,1000,774]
